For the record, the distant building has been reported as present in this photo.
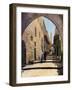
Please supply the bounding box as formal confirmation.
[22,17,50,64]
[50,32,52,43]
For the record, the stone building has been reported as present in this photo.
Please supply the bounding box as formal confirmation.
[22,16,50,65]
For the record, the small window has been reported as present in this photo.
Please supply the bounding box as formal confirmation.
[34,42,36,46]
[30,35,33,41]
[35,27,37,36]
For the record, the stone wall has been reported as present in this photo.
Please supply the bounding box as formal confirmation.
[22,17,45,64]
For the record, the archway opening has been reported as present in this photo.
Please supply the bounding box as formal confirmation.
[22,16,62,64]
[21,14,63,76]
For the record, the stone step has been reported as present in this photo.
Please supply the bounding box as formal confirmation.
[45,59,61,62]
[46,58,59,60]
[46,57,58,59]
[46,56,60,60]
[46,56,58,58]
[28,59,61,64]
[22,62,62,70]
[29,56,60,64]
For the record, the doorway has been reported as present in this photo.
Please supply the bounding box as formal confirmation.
[34,48,36,60]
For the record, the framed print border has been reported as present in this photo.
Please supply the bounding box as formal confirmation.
[9,3,70,86]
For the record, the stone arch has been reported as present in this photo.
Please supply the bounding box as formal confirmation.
[22,13,63,51]
[22,13,63,36]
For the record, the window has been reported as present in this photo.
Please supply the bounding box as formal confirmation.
[41,39,43,51]
[35,27,37,36]
[30,35,33,41]
[39,32,40,37]
[34,42,36,47]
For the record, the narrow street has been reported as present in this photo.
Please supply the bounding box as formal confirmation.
[21,13,63,78]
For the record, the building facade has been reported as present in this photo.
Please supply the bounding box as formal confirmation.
[22,17,50,64]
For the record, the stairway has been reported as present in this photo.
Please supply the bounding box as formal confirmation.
[29,55,61,64]
[22,55,63,75]
[46,55,60,62]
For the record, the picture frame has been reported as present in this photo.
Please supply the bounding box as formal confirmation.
[9,3,70,86]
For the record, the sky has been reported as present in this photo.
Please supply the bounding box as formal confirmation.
[43,17,56,44]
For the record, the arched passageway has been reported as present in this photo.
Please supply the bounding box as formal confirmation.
[22,13,63,51]
[22,15,62,65]
[21,14,63,76]
[22,13,63,36]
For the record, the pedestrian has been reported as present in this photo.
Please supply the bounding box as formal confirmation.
[44,51,47,60]
[40,50,44,63]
